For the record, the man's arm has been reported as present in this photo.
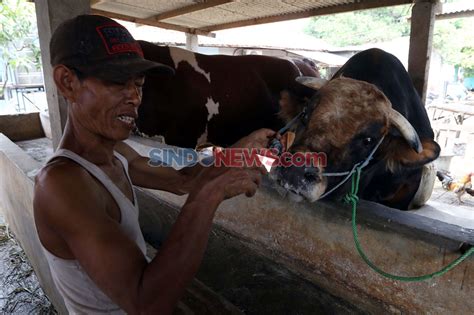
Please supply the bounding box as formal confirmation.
[114,141,198,195]
[34,161,261,315]
[115,129,277,194]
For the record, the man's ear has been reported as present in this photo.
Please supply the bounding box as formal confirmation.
[384,137,441,172]
[53,65,78,102]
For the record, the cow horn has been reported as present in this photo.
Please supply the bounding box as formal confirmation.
[389,109,423,153]
[295,76,328,90]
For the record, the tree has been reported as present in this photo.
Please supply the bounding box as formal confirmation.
[304,6,411,47]
[433,18,474,77]
[304,3,474,76]
[0,0,41,99]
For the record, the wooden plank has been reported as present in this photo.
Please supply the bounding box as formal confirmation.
[199,0,414,32]
[91,9,217,37]
[151,0,233,21]
[408,0,438,104]
[428,103,474,116]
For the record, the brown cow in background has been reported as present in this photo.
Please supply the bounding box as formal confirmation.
[136,41,315,148]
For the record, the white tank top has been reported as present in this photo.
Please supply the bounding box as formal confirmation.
[41,149,147,314]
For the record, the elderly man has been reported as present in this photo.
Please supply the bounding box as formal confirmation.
[34,15,274,314]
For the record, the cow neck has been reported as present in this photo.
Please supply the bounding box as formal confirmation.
[269,93,319,155]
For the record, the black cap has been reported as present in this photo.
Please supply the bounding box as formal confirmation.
[50,15,174,82]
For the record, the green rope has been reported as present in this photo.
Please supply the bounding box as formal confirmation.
[344,166,474,282]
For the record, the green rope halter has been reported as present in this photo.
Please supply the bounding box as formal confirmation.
[343,166,474,282]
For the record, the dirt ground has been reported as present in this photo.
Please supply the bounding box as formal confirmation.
[431,182,474,210]
[0,215,55,314]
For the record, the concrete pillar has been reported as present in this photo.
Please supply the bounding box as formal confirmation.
[35,0,90,149]
[186,33,199,52]
[407,0,439,104]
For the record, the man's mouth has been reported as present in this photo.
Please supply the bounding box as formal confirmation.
[116,115,136,127]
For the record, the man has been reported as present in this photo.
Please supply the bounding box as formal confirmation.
[33,15,275,314]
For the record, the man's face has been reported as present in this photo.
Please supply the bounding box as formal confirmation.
[70,75,145,141]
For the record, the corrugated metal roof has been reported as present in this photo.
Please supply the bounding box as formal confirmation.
[440,0,474,15]
[91,0,414,35]
[436,0,474,20]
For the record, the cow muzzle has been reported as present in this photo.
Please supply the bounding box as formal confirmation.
[269,165,328,202]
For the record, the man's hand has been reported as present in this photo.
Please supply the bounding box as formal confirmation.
[189,165,263,204]
[231,128,278,149]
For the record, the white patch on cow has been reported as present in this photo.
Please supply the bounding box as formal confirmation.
[196,97,220,145]
[204,97,219,121]
[169,47,211,83]
[197,126,209,145]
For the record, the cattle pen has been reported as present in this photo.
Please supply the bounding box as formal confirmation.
[0,0,473,314]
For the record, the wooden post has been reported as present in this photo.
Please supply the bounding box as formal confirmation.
[35,0,90,149]
[407,0,439,104]
[186,33,199,52]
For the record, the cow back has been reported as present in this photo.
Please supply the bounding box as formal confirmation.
[137,40,309,148]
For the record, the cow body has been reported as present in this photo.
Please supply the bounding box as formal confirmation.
[137,41,312,148]
[274,49,440,210]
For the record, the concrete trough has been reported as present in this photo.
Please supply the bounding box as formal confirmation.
[0,112,45,141]
[0,134,473,314]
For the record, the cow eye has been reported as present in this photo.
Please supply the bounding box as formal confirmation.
[363,137,373,146]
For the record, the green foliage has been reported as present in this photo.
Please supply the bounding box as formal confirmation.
[433,18,474,72]
[304,6,411,46]
[464,67,474,78]
[0,0,41,92]
[305,3,474,73]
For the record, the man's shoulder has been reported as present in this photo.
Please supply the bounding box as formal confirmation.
[34,157,103,214]
[36,157,90,188]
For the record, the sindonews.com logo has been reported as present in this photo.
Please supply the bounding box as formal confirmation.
[148,147,327,170]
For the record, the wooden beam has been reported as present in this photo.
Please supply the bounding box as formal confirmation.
[91,9,216,37]
[185,33,199,52]
[199,0,414,32]
[35,0,90,149]
[151,0,233,21]
[408,0,438,103]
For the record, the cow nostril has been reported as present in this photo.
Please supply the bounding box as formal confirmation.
[304,171,319,183]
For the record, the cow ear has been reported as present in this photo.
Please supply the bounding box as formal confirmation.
[279,90,303,122]
[295,76,328,90]
[385,137,441,171]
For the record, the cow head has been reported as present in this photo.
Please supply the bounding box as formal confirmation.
[270,77,440,203]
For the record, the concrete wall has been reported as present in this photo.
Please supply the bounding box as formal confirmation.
[0,133,67,313]
[138,185,473,314]
[0,113,45,141]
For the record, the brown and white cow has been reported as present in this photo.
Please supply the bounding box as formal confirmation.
[271,49,440,210]
[136,41,314,148]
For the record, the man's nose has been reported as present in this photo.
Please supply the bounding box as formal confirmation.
[124,82,142,106]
